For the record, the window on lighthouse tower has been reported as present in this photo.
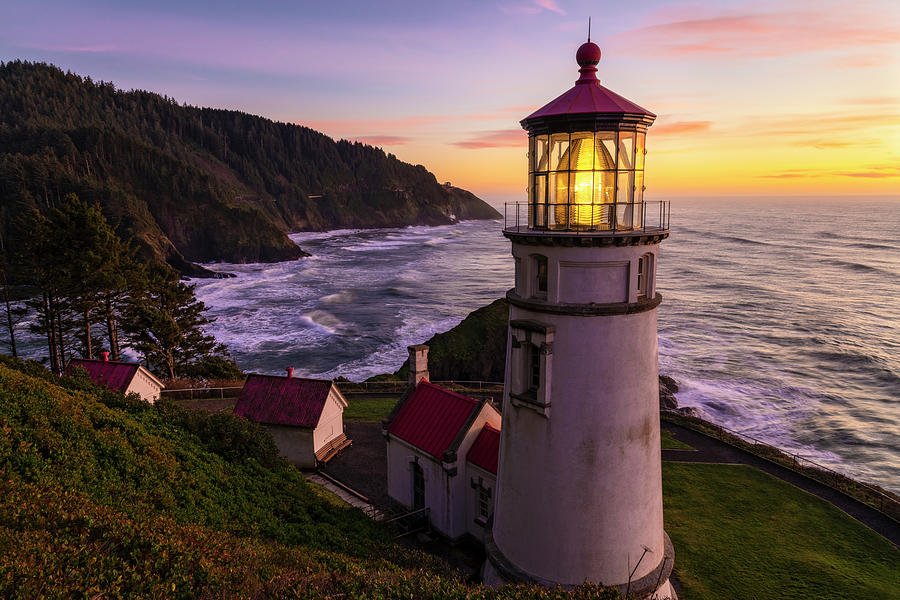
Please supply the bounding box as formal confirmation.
[529,343,541,392]
[508,320,554,415]
[533,255,548,298]
[637,253,651,299]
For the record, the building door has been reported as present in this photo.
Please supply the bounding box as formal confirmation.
[412,461,425,510]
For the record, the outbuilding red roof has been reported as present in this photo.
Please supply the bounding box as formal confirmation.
[387,380,480,460]
[68,359,140,394]
[466,423,501,475]
[234,374,333,428]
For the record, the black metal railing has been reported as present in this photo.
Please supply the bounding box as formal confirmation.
[504,200,670,234]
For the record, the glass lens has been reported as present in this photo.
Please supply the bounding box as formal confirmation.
[550,133,570,171]
[533,135,550,172]
[596,132,617,170]
[570,132,595,170]
[618,131,635,170]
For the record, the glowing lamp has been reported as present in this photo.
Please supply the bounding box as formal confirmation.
[522,41,655,231]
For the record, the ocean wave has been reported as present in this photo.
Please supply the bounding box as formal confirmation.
[847,242,900,251]
[289,229,365,243]
[424,237,454,247]
[320,291,355,304]
[345,240,423,252]
[828,259,894,276]
[299,310,346,335]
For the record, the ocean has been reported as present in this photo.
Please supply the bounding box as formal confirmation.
[191,196,899,493]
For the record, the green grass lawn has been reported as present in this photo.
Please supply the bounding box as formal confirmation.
[343,397,399,422]
[661,429,694,450]
[663,462,900,600]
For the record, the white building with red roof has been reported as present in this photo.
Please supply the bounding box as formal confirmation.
[233,368,350,468]
[384,375,501,541]
[68,352,164,403]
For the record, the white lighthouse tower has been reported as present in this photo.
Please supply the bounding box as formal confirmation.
[484,39,675,599]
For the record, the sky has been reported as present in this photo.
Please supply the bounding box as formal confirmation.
[1,0,898,202]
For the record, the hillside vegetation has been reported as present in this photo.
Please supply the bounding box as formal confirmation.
[0,357,620,598]
[0,61,499,275]
[390,298,510,382]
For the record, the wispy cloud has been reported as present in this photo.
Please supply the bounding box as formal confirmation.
[501,0,567,16]
[759,165,900,179]
[829,53,893,68]
[758,171,813,179]
[452,129,525,149]
[612,8,899,59]
[651,120,712,135]
[838,166,900,178]
[743,111,900,137]
[18,42,116,53]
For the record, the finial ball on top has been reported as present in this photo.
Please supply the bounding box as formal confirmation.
[576,41,601,66]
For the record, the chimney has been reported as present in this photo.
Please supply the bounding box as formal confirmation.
[286,367,294,378]
[407,345,430,388]
[101,351,109,362]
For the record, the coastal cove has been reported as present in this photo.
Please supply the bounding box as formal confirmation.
[193,196,900,494]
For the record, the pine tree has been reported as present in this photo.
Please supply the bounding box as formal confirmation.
[0,235,27,357]
[16,209,68,373]
[123,263,221,380]
[45,194,130,359]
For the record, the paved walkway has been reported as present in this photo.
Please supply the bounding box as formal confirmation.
[303,471,385,520]
[661,421,900,547]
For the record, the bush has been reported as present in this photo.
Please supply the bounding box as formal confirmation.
[154,397,282,469]
[180,354,244,381]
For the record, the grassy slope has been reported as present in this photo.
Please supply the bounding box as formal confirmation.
[0,362,621,599]
[663,462,900,600]
[660,429,693,450]
[343,397,401,422]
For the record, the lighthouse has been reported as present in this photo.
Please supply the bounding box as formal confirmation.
[484,39,675,599]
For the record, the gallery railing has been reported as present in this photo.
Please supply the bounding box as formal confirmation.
[504,200,670,234]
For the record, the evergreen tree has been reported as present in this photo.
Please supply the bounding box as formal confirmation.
[45,194,130,359]
[123,264,222,380]
[0,235,27,357]
[16,209,68,373]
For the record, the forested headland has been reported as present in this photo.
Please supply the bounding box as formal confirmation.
[0,60,500,276]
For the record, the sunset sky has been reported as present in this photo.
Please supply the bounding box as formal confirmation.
[2,0,898,202]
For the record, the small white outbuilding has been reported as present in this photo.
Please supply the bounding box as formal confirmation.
[68,352,164,403]
[384,378,501,541]
[233,368,350,468]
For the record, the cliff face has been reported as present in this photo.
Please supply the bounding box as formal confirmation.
[392,298,510,382]
[0,61,500,274]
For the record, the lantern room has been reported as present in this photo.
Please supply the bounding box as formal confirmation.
[517,41,664,233]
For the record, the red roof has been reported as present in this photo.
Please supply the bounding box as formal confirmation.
[68,359,139,393]
[524,41,654,121]
[466,423,501,475]
[234,374,333,428]
[525,82,654,120]
[387,380,480,460]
